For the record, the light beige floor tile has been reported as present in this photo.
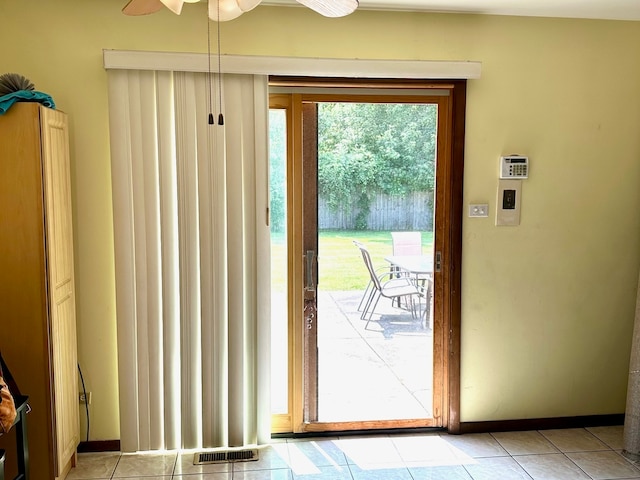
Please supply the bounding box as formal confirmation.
[439,433,510,458]
[539,428,609,452]
[233,470,292,480]
[587,425,624,450]
[462,456,533,480]
[173,451,232,475]
[287,438,348,470]
[118,475,171,480]
[621,450,640,471]
[291,464,353,479]
[172,472,231,480]
[66,452,121,479]
[406,463,473,479]
[116,477,171,480]
[112,452,177,477]
[566,450,640,479]
[391,434,460,464]
[514,453,591,480]
[232,444,291,472]
[334,436,403,465]
[491,431,559,456]
[349,464,413,479]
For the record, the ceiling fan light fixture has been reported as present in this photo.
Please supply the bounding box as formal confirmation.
[159,0,184,14]
[295,0,358,17]
[124,0,359,20]
[237,0,262,12]
[208,0,244,21]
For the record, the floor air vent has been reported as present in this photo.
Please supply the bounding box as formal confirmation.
[194,449,259,465]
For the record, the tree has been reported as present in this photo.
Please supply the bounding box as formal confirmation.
[317,102,437,229]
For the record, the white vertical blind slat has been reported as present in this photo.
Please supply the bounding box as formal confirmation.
[224,76,248,446]
[211,76,230,446]
[193,72,220,447]
[194,72,213,447]
[156,70,182,450]
[239,75,259,445]
[175,72,203,449]
[253,75,272,445]
[129,72,152,451]
[139,71,164,451]
[107,70,140,453]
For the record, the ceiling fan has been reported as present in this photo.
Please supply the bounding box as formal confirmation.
[122,0,359,21]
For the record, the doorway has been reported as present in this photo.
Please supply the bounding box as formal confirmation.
[270,79,465,435]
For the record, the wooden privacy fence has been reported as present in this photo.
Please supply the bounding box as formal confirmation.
[319,192,434,231]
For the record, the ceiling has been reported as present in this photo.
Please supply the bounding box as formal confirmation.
[262,0,640,21]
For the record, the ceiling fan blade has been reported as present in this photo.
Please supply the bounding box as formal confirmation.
[122,0,164,15]
[209,0,261,21]
[159,0,185,14]
[296,0,358,17]
[122,0,184,15]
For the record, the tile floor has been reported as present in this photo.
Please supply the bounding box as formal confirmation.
[67,425,640,480]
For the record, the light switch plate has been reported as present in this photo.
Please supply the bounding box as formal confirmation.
[469,204,489,217]
[496,179,522,226]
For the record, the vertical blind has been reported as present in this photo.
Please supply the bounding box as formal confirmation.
[106,69,271,452]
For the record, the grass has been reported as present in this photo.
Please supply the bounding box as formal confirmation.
[271,230,434,291]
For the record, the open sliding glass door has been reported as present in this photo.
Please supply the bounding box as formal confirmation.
[270,95,322,432]
[301,102,320,423]
[270,82,463,435]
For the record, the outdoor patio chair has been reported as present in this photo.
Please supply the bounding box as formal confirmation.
[355,242,422,330]
[390,231,423,307]
[391,231,422,256]
[353,240,392,312]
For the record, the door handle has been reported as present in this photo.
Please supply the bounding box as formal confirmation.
[435,251,442,273]
[305,250,316,292]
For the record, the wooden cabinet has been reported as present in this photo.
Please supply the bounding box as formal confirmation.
[0,103,79,479]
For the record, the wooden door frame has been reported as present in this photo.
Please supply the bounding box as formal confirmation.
[269,78,465,435]
[439,80,465,434]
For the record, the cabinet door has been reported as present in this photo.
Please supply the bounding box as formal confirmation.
[40,106,80,476]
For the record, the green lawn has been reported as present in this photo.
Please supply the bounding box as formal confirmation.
[270,230,433,291]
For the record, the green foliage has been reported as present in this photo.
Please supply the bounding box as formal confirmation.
[269,110,287,232]
[317,103,437,221]
[354,192,371,230]
[269,102,438,232]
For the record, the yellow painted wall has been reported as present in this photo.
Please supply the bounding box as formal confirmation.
[2,0,640,439]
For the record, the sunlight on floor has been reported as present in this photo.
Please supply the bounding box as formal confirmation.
[67,426,635,479]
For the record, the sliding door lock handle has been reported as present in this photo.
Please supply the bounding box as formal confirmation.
[304,250,316,292]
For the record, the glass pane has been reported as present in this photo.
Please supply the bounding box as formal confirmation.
[315,102,437,422]
[269,108,288,415]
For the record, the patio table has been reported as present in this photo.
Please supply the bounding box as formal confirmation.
[385,254,434,328]
[384,254,433,277]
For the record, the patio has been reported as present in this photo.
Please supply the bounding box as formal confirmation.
[315,289,433,423]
